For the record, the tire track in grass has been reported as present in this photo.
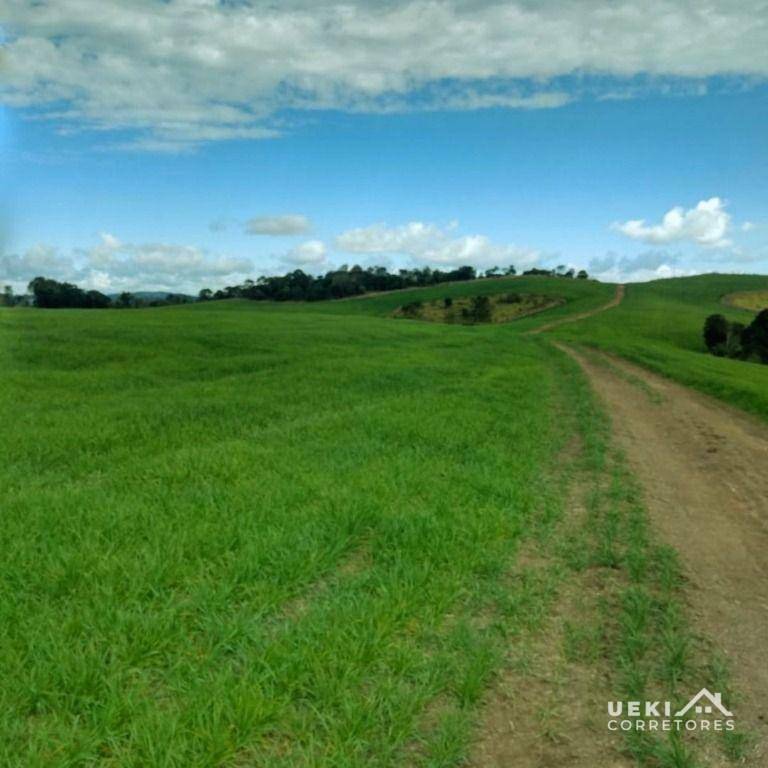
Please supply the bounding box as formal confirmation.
[560,344,768,765]
[528,284,625,334]
[468,345,757,767]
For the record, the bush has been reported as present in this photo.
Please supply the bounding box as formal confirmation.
[470,294,493,323]
[726,322,746,359]
[499,292,521,304]
[743,309,768,363]
[402,300,423,318]
[444,296,453,308]
[703,314,729,352]
[703,311,768,364]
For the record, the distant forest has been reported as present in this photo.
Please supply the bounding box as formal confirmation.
[4,264,589,309]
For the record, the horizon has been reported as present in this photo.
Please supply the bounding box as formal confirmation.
[2,1,767,294]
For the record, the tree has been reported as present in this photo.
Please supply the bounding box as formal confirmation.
[116,292,135,308]
[469,294,492,323]
[703,314,729,353]
[84,290,111,308]
[743,309,768,363]
[577,269,589,280]
[2,285,13,306]
[198,288,213,301]
[726,321,746,359]
[484,266,501,278]
[504,265,517,276]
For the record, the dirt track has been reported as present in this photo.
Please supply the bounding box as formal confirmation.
[561,346,768,755]
[529,283,625,333]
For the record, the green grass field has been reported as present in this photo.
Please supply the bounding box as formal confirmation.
[1,273,762,766]
[0,280,597,766]
[553,274,768,420]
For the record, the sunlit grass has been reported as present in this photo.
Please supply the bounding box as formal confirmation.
[553,274,768,419]
[1,299,585,765]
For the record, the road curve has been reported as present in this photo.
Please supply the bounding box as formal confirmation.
[529,283,625,334]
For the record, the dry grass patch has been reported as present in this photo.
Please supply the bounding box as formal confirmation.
[392,293,564,324]
[722,290,768,312]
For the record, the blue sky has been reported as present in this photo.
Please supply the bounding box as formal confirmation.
[1,1,767,293]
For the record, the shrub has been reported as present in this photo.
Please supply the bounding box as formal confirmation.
[743,309,768,363]
[703,314,729,352]
[470,294,493,323]
[402,300,423,318]
[444,296,453,308]
[703,311,768,365]
[725,322,746,359]
[499,292,521,304]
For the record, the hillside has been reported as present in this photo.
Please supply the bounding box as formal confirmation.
[1,274,766,766]
[553,274,768,419]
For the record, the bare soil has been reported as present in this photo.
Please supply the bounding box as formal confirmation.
[468,546,632,768]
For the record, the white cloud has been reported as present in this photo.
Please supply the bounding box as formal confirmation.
[0,243,76,281]
[0,233,253,293]
[741,221,755,232]
[612,197,732,248]
[3,1,767,149]
[245,214,312,236]
[588,250,694,283]
[335,221,540,268]
[281,239,327,267]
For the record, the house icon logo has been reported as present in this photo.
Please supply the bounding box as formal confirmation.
[607,687,735,733]
[674,688,733,718]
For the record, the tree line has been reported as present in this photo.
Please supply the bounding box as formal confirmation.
[703,310,768,364]
[199,264,588,303]
[4,264,589,309]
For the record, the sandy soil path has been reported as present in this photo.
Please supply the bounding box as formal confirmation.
[561,345,768,756]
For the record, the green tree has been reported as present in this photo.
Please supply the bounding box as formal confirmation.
[2,285,13,306]
[116,292,135,308]
[703,314,729,354]
[743,309,768,363]
[470,294,492,322]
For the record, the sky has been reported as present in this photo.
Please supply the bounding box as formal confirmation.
[1,0,767,294]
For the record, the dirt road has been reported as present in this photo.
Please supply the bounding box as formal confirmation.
[529,283,625,333]
[562,346,768,755]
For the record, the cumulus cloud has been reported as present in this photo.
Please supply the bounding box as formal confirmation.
[245,214,312,236]
[2,1,767,149]
[281,239,327,267]
[612,197,732,248]
[741,221,756,232]
[0,233,253,293]
[335,221,540,268]
[588,250,692,283]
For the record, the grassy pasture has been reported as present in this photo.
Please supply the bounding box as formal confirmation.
[262,275,614,326]
[553,274,768,420]
[0,273,759,766]
[1,297,588,766]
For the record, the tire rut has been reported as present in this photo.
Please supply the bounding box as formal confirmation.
[560,345,768,760]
